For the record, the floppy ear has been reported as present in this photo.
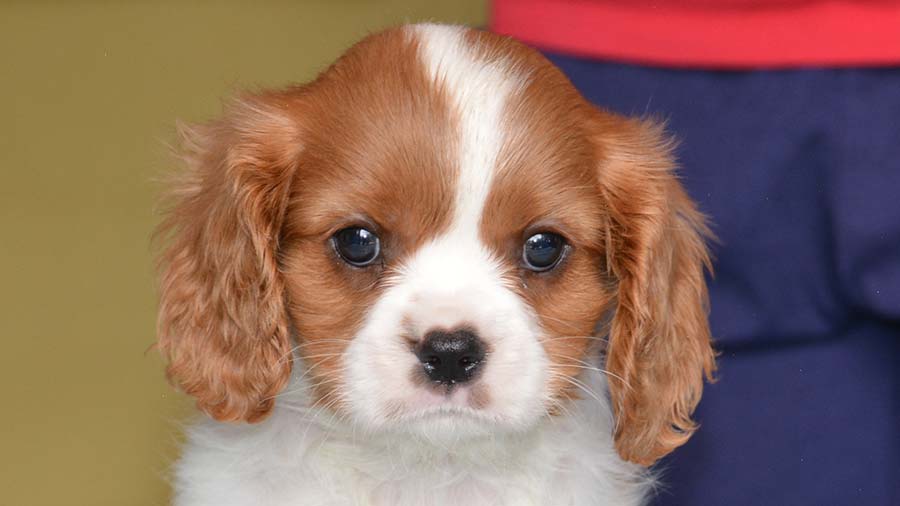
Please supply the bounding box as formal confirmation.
[592,112,716,466]
[156,93,302,422]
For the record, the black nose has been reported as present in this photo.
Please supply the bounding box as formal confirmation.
[415,329,486,385]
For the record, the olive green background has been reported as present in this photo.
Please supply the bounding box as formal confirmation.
[0,2,486,504]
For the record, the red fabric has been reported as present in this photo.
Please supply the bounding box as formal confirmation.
[491,0,900,68]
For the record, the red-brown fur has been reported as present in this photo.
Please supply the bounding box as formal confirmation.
[472,30,715,465]
[156,92,303,422]
[156,25,714,467]
[279,30,459,410]
[157,29,460,420]
[472,31,613,408]
[591,113,716,465]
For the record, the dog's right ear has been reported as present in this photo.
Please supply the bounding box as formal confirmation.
[155,93,303,423]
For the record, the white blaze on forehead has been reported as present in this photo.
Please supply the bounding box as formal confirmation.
[343,27,549,430]
[411,23,521,234]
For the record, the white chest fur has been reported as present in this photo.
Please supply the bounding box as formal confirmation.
[170,370,652,506]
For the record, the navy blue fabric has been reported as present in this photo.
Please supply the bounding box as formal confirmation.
[545,54,900,505]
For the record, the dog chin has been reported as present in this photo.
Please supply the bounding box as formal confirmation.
[361,388,538,443]
[391,408,517,443]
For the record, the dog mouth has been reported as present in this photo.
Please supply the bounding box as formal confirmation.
[397,404,504,433]
[387,383,495,423]
[407,404,484,419]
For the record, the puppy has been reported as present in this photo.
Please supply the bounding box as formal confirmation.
[156,24,715,506]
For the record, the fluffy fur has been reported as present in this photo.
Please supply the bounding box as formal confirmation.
[156,24,715,506]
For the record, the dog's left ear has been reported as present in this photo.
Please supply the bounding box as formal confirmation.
[591,111,716,466]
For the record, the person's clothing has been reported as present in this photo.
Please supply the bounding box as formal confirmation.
[492,0,900,68]
[540,55,900,505]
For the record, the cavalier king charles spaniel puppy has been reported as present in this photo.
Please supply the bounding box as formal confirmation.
[156,24,715,506]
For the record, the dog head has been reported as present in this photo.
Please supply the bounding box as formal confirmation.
[156,24,715,466]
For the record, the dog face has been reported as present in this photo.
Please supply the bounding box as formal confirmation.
[156,24,714,466]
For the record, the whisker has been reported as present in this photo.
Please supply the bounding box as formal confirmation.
[311,395,350,452]
[549,363,607,375]
[535,314,587,332]
[297,352,344,361]
[270,357,347,400]
[277,339,351,364]
[550,355,631,390]
[548,371,605,406]
[291,338,353,348]
[539,334,610,344]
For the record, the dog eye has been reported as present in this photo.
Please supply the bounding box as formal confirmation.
[332,227,380,266]
[523,232,566,272]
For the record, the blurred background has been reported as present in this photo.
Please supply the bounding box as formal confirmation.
[0,2,485,505]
